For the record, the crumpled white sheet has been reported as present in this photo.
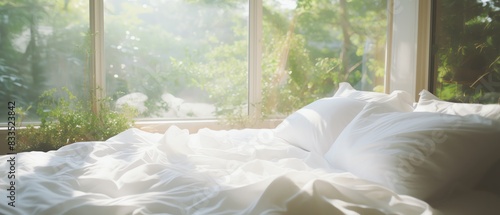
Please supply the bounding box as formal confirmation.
[1,127,436,215]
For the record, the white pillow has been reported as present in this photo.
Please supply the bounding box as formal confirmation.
[415,89,500,120]
[334,82,414,111]
[273,97,366,154]
[274,82,414,154]
[325,103,500,202]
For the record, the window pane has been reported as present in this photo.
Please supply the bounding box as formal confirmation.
[431,0,500,103]
[262,0,388,115]
[0,0,89,122]
[104,0,249,119]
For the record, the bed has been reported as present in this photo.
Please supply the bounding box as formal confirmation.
[2,83,500,215]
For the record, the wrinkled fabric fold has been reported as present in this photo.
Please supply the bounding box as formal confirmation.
[1,127,435,215]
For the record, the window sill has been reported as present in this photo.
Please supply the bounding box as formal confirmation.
[0,118,283,155]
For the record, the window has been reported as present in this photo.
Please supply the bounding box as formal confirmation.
[103,0,249,119]
[262,0,387,116]
[0,0,89,122]
[430,0,500,103]
[0,0,388,125]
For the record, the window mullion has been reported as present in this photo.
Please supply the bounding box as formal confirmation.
[248,0,263,119]
[384,0,394,94]
[416,0,431,94]
[89,0,105,114]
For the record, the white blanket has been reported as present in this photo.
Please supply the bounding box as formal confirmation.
[1,127,437,215]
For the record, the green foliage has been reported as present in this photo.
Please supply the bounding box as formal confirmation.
[170,38,248,116]
[177,0,387,120]
[0,58,28,104]
[0,0,90,121]
[104,0,249,117]
[434,0,500,103]
[17,88,135,152]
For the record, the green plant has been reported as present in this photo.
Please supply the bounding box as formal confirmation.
[17,87,136,152]
[434,0,500,103]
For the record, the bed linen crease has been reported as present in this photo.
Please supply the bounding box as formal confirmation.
[1,127,440,215]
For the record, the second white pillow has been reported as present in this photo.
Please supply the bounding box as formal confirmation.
[325,103,500,202]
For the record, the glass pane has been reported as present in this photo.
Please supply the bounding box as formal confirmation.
[261,0,388,115]
[104,0,249,119]
[431,0,500,103]
[0,0,89,122]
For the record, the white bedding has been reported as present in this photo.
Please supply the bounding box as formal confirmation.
[1,127,439,215]
[3,82,499,214]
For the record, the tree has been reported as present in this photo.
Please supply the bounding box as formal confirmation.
[0,0,89,121]
[433,0,500,103]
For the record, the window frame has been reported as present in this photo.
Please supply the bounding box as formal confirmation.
[0,0,414,154]
[97,0,269,132]
[90,0,106,115]
[0,0,405,132]
[129,0,413,132]
[386,0,431,101]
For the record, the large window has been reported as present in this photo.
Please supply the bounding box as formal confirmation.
[103,0,250,120]
[430,0,500,103]
[0,0,388,124]
[0,0,89,122]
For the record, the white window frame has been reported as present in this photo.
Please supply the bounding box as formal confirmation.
[387,0,431,101]
[248,0,263,119]
[90,0,272,132]
[90,0,106,115]
[134,0,421,133]
[0,0,412,132]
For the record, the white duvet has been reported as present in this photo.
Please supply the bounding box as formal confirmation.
[1,127,444,215]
